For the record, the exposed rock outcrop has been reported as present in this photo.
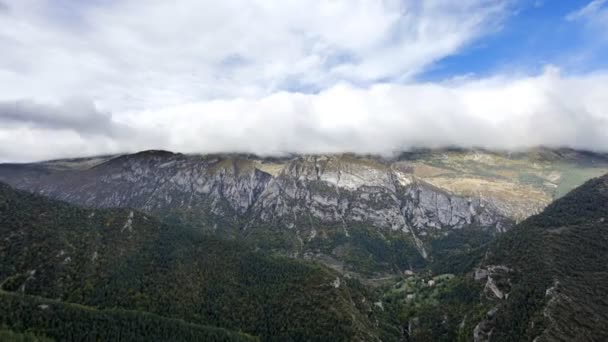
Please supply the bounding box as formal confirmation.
[2,149,605,274]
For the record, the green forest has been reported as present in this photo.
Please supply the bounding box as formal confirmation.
[2,173,608,341]
[0,183,382,341]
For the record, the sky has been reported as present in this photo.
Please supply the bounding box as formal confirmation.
[0,0,607,162]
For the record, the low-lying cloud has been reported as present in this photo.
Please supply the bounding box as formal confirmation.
[1,67,607,162]
[123,67,608,155]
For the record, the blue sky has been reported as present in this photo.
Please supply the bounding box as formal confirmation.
[422,0,608,80]
[0,0,608,161]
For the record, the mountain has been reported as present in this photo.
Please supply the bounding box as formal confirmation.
[381,173,608,341]
[2,151,608,341]
[472,173,608,341]
[1,148,606,278]
[0,182,384,341]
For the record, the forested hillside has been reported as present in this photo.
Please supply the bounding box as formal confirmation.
[476,173,608,341]
[3,170,608,341]
[0,182,385,341]
[379,174,608,341]
[0,291,255,342]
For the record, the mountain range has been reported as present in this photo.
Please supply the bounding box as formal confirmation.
[1,148,608,341]
[1,148,606,279]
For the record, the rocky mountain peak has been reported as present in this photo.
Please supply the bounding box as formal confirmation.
[0,149,607,276]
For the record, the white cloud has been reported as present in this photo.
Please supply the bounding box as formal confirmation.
[2,67,608,162]
[0,0,508,110]
[566,0,608,37]
[125,67,608,155]
[1,1,608,162]
[566,0,607,21]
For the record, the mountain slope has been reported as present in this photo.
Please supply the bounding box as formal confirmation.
[1,148,605,278]
[0,182,384,341]
[0,290,255,342]
[376,173,608,341]
[474,173,608,341]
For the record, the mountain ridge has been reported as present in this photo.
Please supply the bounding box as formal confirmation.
[1,148,607,278]
[2,155,608,340]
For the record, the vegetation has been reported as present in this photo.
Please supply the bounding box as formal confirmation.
[482,174,608,341]
[0,326,54,342]
[0,291,253,342]
[0,183,383,341]
[2,161,608,341]
[428,228,493,275]
[300,223,426,276]
[378,273,486,342]
[378,174,608,341]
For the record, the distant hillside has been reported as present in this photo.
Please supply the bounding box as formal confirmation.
[1,148,606,279]
[0,182,384,341]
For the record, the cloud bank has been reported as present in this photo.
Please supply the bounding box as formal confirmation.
[2,67,608,162]
[0,1,607,162]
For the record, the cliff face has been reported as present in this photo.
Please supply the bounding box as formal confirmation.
[1,149,606,276]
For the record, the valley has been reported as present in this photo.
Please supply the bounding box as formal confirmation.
[1,148,608,341]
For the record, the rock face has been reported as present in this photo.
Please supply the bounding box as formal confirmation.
[248,155,507,235]
[1,149,606,275]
